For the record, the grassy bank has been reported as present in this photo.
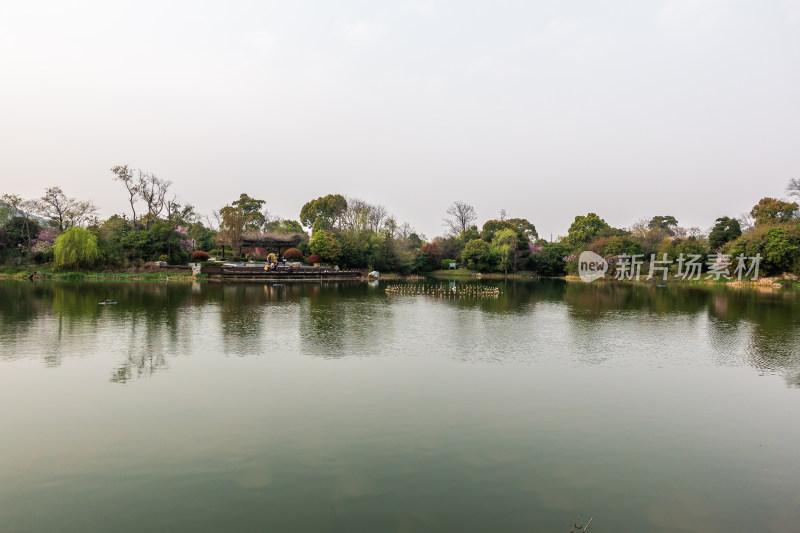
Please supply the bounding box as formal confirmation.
[429,269,538,280]
[429,268,478,279]
[0,266,196,282]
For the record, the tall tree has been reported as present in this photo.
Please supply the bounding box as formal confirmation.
[750,197,799,226]
[111,165,139,225]
[708,217,742,250]
[231,193,266,230]
[481,218,537,244]
[367,203,389,233]
[300,194,347,233]
[264,218,305,234]
[34,186,98,232]
[216,204,246,255]
[444,201,477,235]
[567,213,610,246]
[648,215,679,236]
[137,170,171,228]
[492,227,518,274]
[309,229,341,263]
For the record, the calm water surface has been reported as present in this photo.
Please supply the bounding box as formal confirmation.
[1,280,799,532]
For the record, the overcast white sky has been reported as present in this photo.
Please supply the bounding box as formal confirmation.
[1,0,798,239]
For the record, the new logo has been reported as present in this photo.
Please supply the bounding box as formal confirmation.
[578,251,608,282]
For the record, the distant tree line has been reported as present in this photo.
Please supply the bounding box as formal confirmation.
[1,169,799,277]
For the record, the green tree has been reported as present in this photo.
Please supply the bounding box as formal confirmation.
[3,216,42,254]
[762,227,800,273]
[264,219,304,234]
[419,242,442,271]
[309,229,341,263]
[300,194,347,234]
[481,218,537,243]
[750,197,799,226]
[567,213,610,247]
[371,233,398,271]
[602,236,644,257]
[648,215,679,235]
[217,204,246,255]
[461,239,493,271]
[1,194,39,257]
[529,242,571,276]
[458,225,481,245]
[231,193,266,231]
[729,225,800,275]
[54,227,99,269]
[708,217,742,250]
[491,228,518,274]
[675,237,708,266]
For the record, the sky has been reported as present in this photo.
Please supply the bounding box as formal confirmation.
[1,0,799,239]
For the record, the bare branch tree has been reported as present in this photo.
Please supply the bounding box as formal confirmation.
[737,211,755,233]
[111,165,139,225]
[343,197,371,232]
[209,210,222,231]
[165,193,181,223]
[443,201,477,235]
[368,203,389,233]
[398,222,414,240]
[787,177,800,199]
[34,186,97,232]
[68,199,99,228]
[628,217,650,239]
[136,170,172,228]
[686,226,703,238]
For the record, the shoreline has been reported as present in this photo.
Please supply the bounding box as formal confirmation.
[1,267,797,290]
[563,274,800,290]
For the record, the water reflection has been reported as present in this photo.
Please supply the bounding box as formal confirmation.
[299,282,395,358]
[0,280,798,386]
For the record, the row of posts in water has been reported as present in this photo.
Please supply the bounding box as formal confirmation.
[384,284,501,298]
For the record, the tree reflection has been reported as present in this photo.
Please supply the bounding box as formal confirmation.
[298,281,392,358]
[0,279,798,386]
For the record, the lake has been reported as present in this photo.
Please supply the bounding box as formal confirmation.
[0,280,799,532]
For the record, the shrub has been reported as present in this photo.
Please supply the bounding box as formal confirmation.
[306,253,322,264]
[158,254,169,262]
[191,251,210,262]
[284,248,303,261]
[170,251,189,265]
[441,258,457,269]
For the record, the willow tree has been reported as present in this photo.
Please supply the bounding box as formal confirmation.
[54,227,99,269]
